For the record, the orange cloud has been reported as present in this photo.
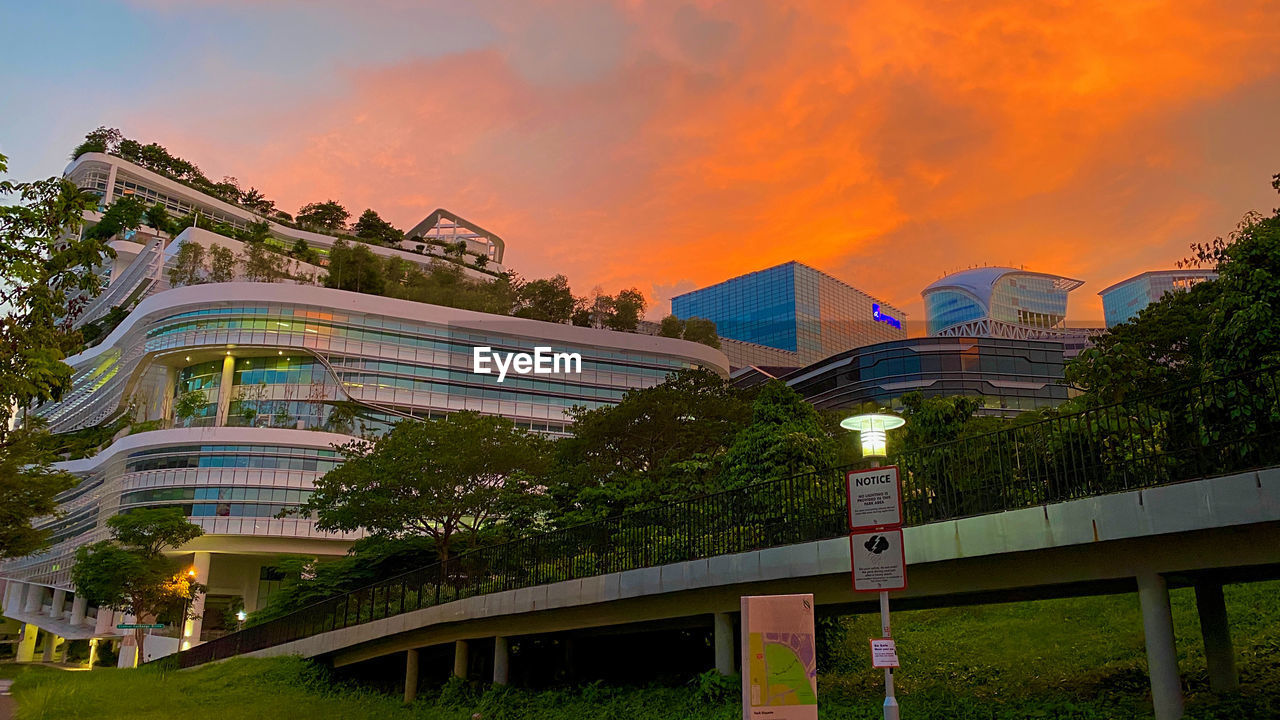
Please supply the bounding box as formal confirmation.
[122,0,1280,323]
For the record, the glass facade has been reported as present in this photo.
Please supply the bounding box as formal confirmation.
[671,262,905,364]
[784,337,1070,417]
[923,290,984,336]
[1100,270,1218,328]
[923,268,1082,338]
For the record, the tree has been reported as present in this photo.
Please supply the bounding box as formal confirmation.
[607,288,647,331]
[324,238,385,294]
[657,314,721,348]
[241,242,285,283]
[239,187,275,215]
[351,208,403,245]
[0,426,77,559]
[1066,281,1217,403]
[549,368,751,522]
[236,219,271,245]
[296,200,350,232]
[71,126,122,159]
[143,203,172,235]
[0,152,113,432]
[167,242,206,287]
[208,244,237,283]
[573,287,613,328]
[719,380,838,488]
[682,317,721,349]
[658,314,685,338]
[71,508,204,665]
[299,412,547,561]
[289,238,318,264]
[1196,176,1280,380]
[85,196,146,241]
[514,274,579,324]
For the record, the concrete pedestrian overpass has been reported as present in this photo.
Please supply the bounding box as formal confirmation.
[216,466,1279,720]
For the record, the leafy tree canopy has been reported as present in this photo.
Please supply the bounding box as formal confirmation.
[71,508,204,663]
[549,368,752,522]
[297,200,351,232]
[299,411,548,560]
[513,274,578,324]
[351,208,404,245]
[0,425,77,559]
[719,380,838,489]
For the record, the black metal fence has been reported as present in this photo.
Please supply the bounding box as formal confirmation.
[172,367,1280,669]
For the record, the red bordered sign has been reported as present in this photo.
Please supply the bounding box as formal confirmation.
[850,528,908,593]
[845,466,903,532]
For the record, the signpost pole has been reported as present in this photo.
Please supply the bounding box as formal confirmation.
[880,590,899,720]
[843,412,907,720]
[869,457,899,720]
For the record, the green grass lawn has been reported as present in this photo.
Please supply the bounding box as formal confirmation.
[8,581,1280,719]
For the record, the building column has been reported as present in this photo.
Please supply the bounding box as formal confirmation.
[103,163,118,206]
[1195,582,1239,693]
[1138,572,1184,720]
[2,582,18,615]
[185,551,212,646]
[214,355,236,427]
[24,583,43,613]
[94,606,115,635]
[70,595,88,626]
[714,612,736,676]
[16,624,38,662]
[403,648,420,704]
[50,589,67,620]
[453,639,470,680]
[493,637,510,685]
[88,638,99,670]
[41,631,56,662]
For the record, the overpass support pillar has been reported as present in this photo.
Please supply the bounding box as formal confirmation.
[1138,572,1184,720]
[16,624,38,662]
[713,612,736,676]
[1194,582,1238,693]
[403,648,419,704]
[41,631,56,662]
[453,639,469,680]
[24,583,42,613]
[493,637,510,685]
[70,595,88,627]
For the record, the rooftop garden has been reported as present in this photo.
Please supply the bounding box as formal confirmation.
[70,127,495,270]
[84,179,722,349]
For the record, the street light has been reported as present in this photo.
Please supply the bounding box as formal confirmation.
[840,412,905,461]
[841,411,906,720]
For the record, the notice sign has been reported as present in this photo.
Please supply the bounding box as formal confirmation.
[850,529,907,592]
[869,638,899,668]
[741,594,818,720]
[846,466,902,531]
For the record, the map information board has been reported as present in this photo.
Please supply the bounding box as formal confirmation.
[741,594,818,720]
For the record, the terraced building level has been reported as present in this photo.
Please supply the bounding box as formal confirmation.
[0,155,729,667]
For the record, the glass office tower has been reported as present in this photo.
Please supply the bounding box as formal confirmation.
[1099,270,1218,328]
[671,261,906,366]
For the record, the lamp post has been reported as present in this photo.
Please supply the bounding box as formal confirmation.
[840,412,906,720]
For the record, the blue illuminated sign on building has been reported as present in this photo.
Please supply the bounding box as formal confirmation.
[872,303,901,329]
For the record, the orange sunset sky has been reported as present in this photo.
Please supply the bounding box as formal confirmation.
[4,0,1280,327]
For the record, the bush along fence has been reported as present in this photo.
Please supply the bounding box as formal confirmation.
[171,367,1280,668]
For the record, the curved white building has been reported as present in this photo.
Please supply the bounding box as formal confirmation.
[1,156,728,666]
